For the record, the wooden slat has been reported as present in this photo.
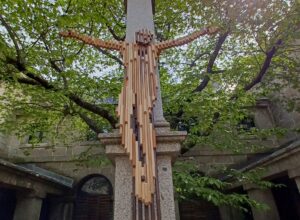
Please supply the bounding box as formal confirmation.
[117,37,159,207]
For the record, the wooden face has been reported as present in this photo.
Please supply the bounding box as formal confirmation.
[135,29,153,45]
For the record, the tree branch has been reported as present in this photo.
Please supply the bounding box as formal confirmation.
[49,60,63,73]
[68,94,117,127]
[14,63,55,90]
[0,15,22,62]
[190,52,210,67]
[17,77,40,86]
[5,56,117,127]
[64,0,73,13]
[194,30,229,92]
[243,39,282,91]
[202,39,283,137]
[106,25,125,41]
[6,57,55,90]
[96,48,124,66]
[211,70,226,74]
[78,112,103,134]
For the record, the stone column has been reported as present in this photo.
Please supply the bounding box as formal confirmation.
[48,196,74,220]
[219,205,245,220]
[99,125,186,220]
[13,191,44,220]
[157,155,176,219]
[113,156,133,220]
[125,0,166,123]
[244,184,280,220]
[174,200,180,220]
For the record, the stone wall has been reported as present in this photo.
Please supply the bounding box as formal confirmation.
[7,139,115,186]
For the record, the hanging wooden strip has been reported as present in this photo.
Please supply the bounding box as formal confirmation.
[116,30,160,212]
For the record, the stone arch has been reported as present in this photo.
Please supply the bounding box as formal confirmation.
[73,174,113,220]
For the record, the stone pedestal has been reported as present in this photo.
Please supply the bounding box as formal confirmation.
[244,184,280,220]
[13,191,44,220]
[99,124,186,220]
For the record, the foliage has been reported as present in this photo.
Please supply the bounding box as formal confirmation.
[173,161,281,211]
[0,0,299,211]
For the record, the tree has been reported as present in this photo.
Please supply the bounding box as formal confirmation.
[0,0,299,211]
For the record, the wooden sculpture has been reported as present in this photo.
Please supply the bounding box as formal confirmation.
[60,26,218,219]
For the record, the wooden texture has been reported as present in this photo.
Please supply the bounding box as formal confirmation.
[59,30,122,51]
[156,27,218,51]
[117,30,158,204]
[60,27,217,218]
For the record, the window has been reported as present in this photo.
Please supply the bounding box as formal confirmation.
[237,116,256,131]
[27,131,44,144]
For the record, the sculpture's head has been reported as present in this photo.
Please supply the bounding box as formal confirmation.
[135,29,153,45]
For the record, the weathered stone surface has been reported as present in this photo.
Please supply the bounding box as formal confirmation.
[0,158,72,195]
[33,161,115,184]
[0,133,8,157]
[11,141,105,163]
[270,89,300,143]
[244,185,280,220]
[157,156,176,220]
[254,99,276,129]
[100,127,186,162]
[13,192,44,220]
[113,156,133,220]
[100,126,186,220]
[219,205,245,220]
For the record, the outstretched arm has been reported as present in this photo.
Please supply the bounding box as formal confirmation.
[59,30,122,51]
[156,27,219,52]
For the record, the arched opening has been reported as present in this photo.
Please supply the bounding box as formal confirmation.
[73,174,113,220]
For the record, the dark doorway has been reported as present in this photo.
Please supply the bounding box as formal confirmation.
[39,197,50,220]
[0,188,16,220]
[73,175,113,220]
[271,176,300,220]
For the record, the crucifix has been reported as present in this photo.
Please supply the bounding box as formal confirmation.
[60,0,217,219]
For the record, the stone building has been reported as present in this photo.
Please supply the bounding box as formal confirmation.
[179,96,300,220]
[0,87,299,220]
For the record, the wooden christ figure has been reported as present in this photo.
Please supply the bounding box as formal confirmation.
[60,27,218,206]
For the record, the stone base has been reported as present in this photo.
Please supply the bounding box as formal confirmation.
[99,125,186,220]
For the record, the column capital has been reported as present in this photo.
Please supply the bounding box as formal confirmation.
[99,128,186,163]
[16,190,46,199]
